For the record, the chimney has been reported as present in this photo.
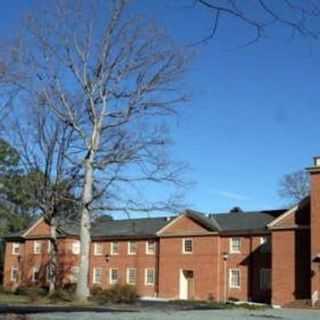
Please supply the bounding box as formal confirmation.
[307,156,320,305]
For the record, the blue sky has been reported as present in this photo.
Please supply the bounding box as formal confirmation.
[1,1,320,215]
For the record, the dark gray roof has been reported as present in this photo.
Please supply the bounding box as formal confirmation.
[209,209,286,232]
[3,208,289,241]
[90,217,170,238]
[184,209,221,231]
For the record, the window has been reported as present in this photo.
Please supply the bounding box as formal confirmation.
[93,268,102,284]
[32,267,40,283]
[145,268,155,286]
[47,240,51,254]
[94,243,103,256]
[33,241,42,255]
[182,239,193,254]
[72,241,80,255]
[146,240,156,255]
[110,241,119,255]
[260,269,271,290]
[126,268,136,285]
[12,243,20,255]
[260,236,270,253]
[109,268,118,285]
[230,238,241,253]
[11,266,19,282]
[229,269,240,289]
[128,241,137,255]
[69,266,80,283]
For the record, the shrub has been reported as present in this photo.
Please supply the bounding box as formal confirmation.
[228,296,239,302]
[90,285,104,297]
[49,288,74,303]
[91,284,138,304]
[15,286,47,302]
[62,283,77,295]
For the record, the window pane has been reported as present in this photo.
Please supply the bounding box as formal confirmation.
[231,238,241,253]
[128,241,137,254]
[184,239,193,253]
[72,241,80,255]
[146,269,154,285]
[95,243,103,255]
[110,269,118,284]
[146,240,155,254]
[111,241,119,255]
[127,268,136,285]
[230,269,240,288]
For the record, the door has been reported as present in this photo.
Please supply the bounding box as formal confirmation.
[179,270,194,299]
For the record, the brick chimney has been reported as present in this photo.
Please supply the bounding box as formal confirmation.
[307,157,320,305]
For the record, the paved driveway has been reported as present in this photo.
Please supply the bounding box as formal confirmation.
[31,309,320,320]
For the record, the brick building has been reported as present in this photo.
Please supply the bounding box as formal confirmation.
[3,157,320,306]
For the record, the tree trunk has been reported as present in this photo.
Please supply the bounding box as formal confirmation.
[75,157,94,301]
[48,217,58,295]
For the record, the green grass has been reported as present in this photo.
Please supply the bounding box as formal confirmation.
[0,292,30,304]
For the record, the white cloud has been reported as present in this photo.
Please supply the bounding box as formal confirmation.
[211,190,250,202]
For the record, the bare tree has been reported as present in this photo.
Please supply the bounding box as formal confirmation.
[191,0,320,45]
[4,0,190,300]
[9,103,80,294]
[279,170,310,204]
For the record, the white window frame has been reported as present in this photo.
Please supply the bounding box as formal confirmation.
[229,268,241,289]
[260,268,271,290]
[32,266,40,283]
[230,238,241,254]
[94,242,103,256]
[182,238,193,254]
[128,241,137,255]
[144,268,155,286]
[72,240,80,255]
[10,266,19,282]
[93,267,102,285]
[145,240,156,255]
[126,268,136,285]
[33,241,42,255]
[109,268,119,285]
[48,240,51,254]
[110,241,119,255]
[12,243,20,255]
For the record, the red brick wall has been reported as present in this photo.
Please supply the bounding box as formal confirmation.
[2,216,280,304]
[89,239,158,297]
[219,235,271,303]
[271,229,310,306]
[310,172,320,301]
[158,235,219,300]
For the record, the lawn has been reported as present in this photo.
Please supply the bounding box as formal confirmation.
[30,309,320,320]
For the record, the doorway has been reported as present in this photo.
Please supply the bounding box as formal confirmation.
[179,270,194,299]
